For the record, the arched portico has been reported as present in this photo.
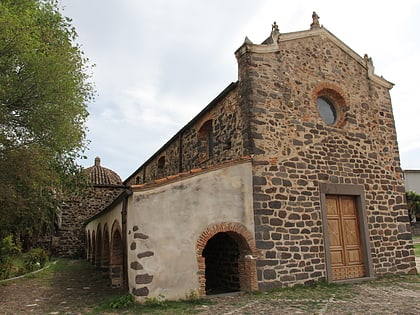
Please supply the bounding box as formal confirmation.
[95,224,102,268]
[111,220,124,287]
[102,224,110,274]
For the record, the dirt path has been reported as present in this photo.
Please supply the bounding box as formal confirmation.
[1,259,420,314]
[0,259,124,315]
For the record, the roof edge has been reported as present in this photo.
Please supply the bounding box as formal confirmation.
[235,27,393,89]
[131,156,252,192]
[123,81,238,184]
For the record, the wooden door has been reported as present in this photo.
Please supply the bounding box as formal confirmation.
[326,195,365,280]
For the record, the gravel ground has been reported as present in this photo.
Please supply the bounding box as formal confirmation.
[1,259,420,315]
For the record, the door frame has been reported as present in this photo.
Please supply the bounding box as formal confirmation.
[319,183,374,282]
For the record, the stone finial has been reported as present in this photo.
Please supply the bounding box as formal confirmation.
[94,156,101,167]
[244,36,253,45]
[271,21,279,34]
[310,11,321,29]
[364,54,375,73]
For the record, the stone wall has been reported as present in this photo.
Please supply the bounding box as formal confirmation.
[56,185,125,258]
[125,161,256,300]
[125,85,248,185]
[235,29,415,289]
[86,23,415,297]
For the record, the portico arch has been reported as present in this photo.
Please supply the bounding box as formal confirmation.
[95,224,102,268]
[110,220,123,287]
[102,224,110,274]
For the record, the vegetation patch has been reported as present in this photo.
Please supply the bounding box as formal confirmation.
[414,243,420,256]
[93,292,213,315]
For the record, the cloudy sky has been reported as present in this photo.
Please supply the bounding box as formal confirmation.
[59,0,420,180]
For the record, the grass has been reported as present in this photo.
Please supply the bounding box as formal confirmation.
[93,293,214,315]
[91,275,420,315]
[414,243,420,256]
[3,237,420,314]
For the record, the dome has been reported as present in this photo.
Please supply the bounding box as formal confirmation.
[85,157,123,185]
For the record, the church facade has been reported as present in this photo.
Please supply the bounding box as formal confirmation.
[84,14,416,300]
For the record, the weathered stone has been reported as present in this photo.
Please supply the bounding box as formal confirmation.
[132,287,149,297]
[134,233,149,239]
[136,274,154,285]
[130,261,143,270]
[137,251,154,259]
[263,269,277,280]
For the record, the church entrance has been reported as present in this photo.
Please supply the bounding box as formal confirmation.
[202,232,240,294]
[326,195,365,280]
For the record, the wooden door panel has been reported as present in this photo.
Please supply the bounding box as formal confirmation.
[341,196,357,216]
[330,250,345,265]
[326,195,365,280]
[347,248,362,264]
[326,197,339,215]
[328,218,342,247]
[343,218,360,245]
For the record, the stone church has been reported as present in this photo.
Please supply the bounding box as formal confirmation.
[77,13,416,300]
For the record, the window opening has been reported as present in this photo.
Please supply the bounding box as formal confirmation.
[317,96,337,125]
[197,120,213,162]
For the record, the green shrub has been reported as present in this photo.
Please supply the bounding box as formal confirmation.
[24,248,49,272]
[0,235,21,280]
[144,294,167,307]
[108,294,135,309]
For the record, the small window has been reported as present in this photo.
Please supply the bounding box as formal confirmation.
[197,120,213,162]
[158,156,165,170]
[317,97,337,125]
[157,156,165,178]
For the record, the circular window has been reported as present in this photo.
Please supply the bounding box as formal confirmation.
[317,97,337,125]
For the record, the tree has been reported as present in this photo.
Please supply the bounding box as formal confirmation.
[406,191,420,222]
[0,0,93,245]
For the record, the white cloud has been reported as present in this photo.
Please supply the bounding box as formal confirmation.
[61,0,420,178]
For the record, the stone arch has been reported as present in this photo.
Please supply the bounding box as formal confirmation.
[95,224,102,268]
[110,220,124,287]
[196,222,258,296]
[102,224,110,274]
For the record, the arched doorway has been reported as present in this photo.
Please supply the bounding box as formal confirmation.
[196,222,258,296]
[203,232,240,294]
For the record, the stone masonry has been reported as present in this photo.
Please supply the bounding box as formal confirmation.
[87,14,415,295]
[55,158,126,258]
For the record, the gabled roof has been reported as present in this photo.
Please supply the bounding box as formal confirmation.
[235,18,393,89]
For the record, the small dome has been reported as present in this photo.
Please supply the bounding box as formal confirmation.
[85,157,123,185]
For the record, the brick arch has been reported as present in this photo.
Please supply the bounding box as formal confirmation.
[196,222,258,296]
[312,82,348,127]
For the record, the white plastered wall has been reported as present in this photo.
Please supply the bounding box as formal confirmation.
[126,161,255,300]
